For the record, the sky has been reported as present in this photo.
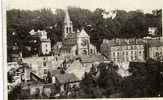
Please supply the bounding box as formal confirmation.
[6,0,163,13]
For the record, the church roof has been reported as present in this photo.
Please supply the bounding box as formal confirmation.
[77,28,89,38]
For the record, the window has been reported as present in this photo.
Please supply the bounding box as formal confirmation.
[135,56,138,60]
[69,27,71,33]
[135,51,137,55]
[128,46,130,49]
[126,52,128,55]
[113,52,115,57]
[91,49,93,54]
[156,47,158,50]
[43,62,46,67]
[131,51,133,55]
[131,46,133,49]
[44,69,48,74]
[122,52,125,55]
[126,57,129,62]
[139,51,142,55]
[66,27,69,33]
[134,45,137,49]
[117,52,119,56]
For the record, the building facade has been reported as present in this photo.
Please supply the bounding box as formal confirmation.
[40,39,51,55]
[101,37,163,63]
[101,39,145,63]
[147,39,163,60]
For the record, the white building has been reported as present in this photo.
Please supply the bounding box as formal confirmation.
[40,39,51,55]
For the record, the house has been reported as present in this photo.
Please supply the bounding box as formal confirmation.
[19,63,32,82]
[7,62,19,71]
[79,55,109,72]
[54,73,80,92]
[52,42,63,55]
[29,29,51,56]
[147,40,163,60]
[39,39,51,55]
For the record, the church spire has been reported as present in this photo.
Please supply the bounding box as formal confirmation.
[64,8,71,25]
[63,8,73,39]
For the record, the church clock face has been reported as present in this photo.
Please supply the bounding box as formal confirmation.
[81,39,88,47]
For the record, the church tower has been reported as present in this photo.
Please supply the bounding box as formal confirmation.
[63,8,73,39]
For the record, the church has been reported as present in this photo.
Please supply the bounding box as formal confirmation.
[61,9,97,55]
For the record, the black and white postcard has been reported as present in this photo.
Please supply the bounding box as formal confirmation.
[3,0,163,99]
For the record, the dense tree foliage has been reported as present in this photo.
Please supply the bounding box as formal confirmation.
[121,59,163,97]
[79,62,123,98]
[79,60,163,98]
[7,7,162,56]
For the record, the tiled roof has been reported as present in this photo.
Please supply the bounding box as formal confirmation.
[55,73,80,84]
[61,44,76,51]
[109,38,145,46]
[50,69,61,76]
[80,55,107,63]
[67,61,85,80]
[147,39,163,47]
[77,29,89,38]
[40,38,51,42]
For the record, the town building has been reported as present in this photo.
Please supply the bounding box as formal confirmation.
[7,46,19,62]
[54,73,80,92]
[29,29,51,55]
[148,27,158,36]
[146,39,163,60]
[39,39,51,55]
[60,9,97,56]
[101,10,163,63]
[101,38,146,63]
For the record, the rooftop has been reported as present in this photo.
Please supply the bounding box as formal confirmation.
[80,55,108,63]
[55,73,80,84]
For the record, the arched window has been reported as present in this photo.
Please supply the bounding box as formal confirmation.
[66,27,69,33]
[91,49,93,54]
[69,27,71,33]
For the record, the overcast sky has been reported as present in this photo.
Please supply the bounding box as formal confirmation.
[7,0,163,13]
